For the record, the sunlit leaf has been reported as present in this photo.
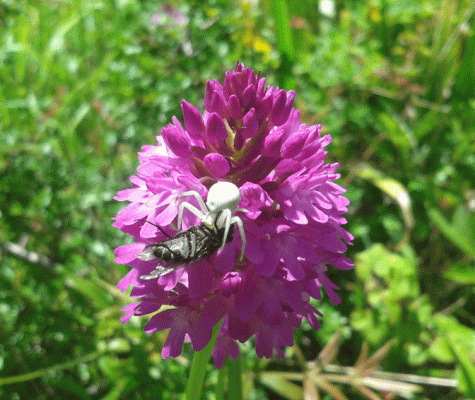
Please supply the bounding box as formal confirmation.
[428,205,475,257]
[353,163,414,230]
[260,373,303,400]
[445,336,475,398]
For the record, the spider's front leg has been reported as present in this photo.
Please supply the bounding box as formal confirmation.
[217,209,232,249]
[217,211,246,261]
[176,190,208,231]
[230,216,246,261]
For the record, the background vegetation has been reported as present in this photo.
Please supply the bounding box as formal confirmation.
[1,0,474,399]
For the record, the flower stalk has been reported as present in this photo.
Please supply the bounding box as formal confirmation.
[186,319,223,400]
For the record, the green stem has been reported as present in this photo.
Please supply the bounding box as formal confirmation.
[227,355,242,400]
[186,319,223,400]
[215,364,227,400]
[0,350,105,386]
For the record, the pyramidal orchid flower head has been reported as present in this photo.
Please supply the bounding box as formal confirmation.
[113,62,353,368]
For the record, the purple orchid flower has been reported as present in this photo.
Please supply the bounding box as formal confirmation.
[113,62,353,368]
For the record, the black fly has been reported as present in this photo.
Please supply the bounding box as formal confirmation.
[136,215,234,280]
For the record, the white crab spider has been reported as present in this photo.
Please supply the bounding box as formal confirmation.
[176,181,247,261]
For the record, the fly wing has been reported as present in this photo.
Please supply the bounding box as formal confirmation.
[136,246,160,261]
[138,255,190,279]
[136,225,218,280]
[137,244,188,279]
[140,264,183,280]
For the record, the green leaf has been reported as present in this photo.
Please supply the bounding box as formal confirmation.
[377,112,412,154]
[428,205,475,257]
[350,308,390,344]
[46,376,91,400]
[354,244,416,283]
[107,338,131,353]
[272,0,294,59]
[443,262,475,284]
[413,109,443,139]
[260,373,303,400]
[47,16,81,55]
[101,377,132,400]
[65,276,113,309]
[353,163,414,230]
[445,336,475,398]
[69,103,91,133]
[429,336,455,363]
[433,314,475,354]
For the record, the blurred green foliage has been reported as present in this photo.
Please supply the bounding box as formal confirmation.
[1,0,474,399]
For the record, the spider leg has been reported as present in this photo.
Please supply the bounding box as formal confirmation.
[230,216,246,261]
[177,202,206,231]
[136,218,172,238]
[216,209,232,250]
[177,190,208,214]
[216,211,246,261]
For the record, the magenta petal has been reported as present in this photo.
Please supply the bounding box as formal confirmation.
[318,273,342,305]
[204,79,221,111]
[181,100,205,140]
[234,273,264,323]
[278,90,295,126]
[161,123,191,158]
[161,328,186,358]
[239,182,272,217]
[255,320,294,359]
[188,262,214,298]
[188,323,212,352]
[117,268,140,293]
[284,206,309,224]
[281,130,308,159]
[299,203,328,224]
[271,89,287,125]
[257,91,273,119]
[120,302,140,324]
[210,91,228,118]
[200,296,229,329]
[212,329,239,368]
[332,256,354,270]
[242,84,256,109]
[214,239,237,273]
[218,273,242,297]
[233,130,245,151]
[114,243,144,264]
[306,312,321,330]
[206,112,227,144]
[144,309,174,333]
[258,244,280,276]
[281,247,305,280]
[228,94,242,120]
[313,232,347,253]
[263,126,284,157]
[238,108,258,139]
[204,153,230,178]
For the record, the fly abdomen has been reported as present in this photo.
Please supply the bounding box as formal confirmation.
[136,219,235,279]
[138,226,202,264]
[145,243,180,263]
[163,229,197,262]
